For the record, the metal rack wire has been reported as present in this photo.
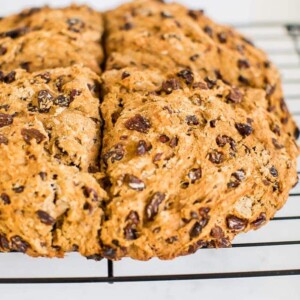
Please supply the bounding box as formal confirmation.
[0,22,300,284]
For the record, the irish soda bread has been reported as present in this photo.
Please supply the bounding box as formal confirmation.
[0,0,298,260]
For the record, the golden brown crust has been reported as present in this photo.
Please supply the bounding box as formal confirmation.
[99,68,298,260]
[0,66,107,257]
[0,1,298,261]
[104,0,297,138]
[0,5,103,73]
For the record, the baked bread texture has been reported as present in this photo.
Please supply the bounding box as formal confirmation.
[100,67,298,259]
[0,1,298,260]
[0,66,107,258]
[0,5,103,73]
[104,0,297,140]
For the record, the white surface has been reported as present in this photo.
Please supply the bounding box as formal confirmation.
[1,0,300,23]
[1,1,300,300]
[2,277,300,300]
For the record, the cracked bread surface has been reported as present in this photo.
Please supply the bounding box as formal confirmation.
[99,67,298,260]
[0,66,107,258]
[104,0,297,139]
[0,5,103,73]
[0,1,298,261]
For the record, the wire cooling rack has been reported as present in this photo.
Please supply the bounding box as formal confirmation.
[0,22,300,284]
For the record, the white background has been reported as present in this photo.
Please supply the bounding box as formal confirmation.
[1,0,300,23]
[1,1,300,300]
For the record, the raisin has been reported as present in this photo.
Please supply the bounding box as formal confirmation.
[159,134,170,143]
[82,186,98,202]
[0,193,10,205]
[0,134,8,145]
[121,71,130,79]
[272,138,284,150]
[86,254,102,261]
[37,90,54,113]
[153,153,163,162]
[188,168,202,183]
[209,238,231,248]
[4,71,16,83]
[20,61,30,71]
[217,32,227,43]
[186,115,199,126]
[227,88,243,103]
[227,181,240,189]
[190,54,199,61]
[203,25,213,37]
[238,75,249,85]
[67,18,84,32]
[126,211,140,224]
[54,95,71,107]
[103,143,124,165]
[216,135,236,151]
[210,226,224,238]
[162,78,181,94]
[295,126,300,140]
[21,128,46,144]
[266,84,276,97]
[0,46,7,55]
[251,213,266,228]
[187,240,207,254]
[55,76,64,92]
[204,77,217,89]
[137,140,152,155]
[39,172,47,180]
[271,124,281,136]
[210,120,217,128]
[190,222,202,239]
[188,10,201,19]
[0,27,29,39]
[0,104,9,111]
[124,174,145,191]
[169,136,179,148]
[269,166,278,177]
[232,169,246,181]
[235,123,253,137]
[125,114,151,133]
[0,234,9,250]
[12,186,24,193]
[228,169,246,188]
[124,224,138,240]
[177,69,194,85]
[69,89,81,102]
[145,192,165,221]
[166,236,178,244]
[83,202,92,211]
[99,177,112,190]
[11,235,29,252]
[226,215,247,231]
[36,210,55,225]
[36,72,51,83]
[237,59,250,69]
[121,22,134,30]
[208,150,224,164]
